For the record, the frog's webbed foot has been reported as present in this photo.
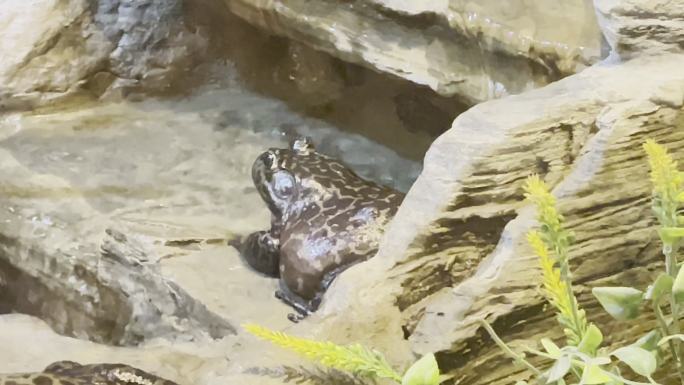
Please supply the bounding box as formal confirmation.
[275,286,320,323]
[233,231,280,277]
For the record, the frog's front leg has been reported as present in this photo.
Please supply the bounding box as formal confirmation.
[275,264,359,322]
[295,263,359,319]
[236,231,281,277]
[275,284,319,323]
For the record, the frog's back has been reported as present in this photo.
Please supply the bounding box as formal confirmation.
[278,151,404,301]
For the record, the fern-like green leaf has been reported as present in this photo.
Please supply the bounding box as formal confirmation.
[524,175,591,347]
[243,324,402,382]
[245,365,374,385]
[644,139,682,212]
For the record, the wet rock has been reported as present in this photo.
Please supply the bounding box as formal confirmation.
[279,41,347,108]
[221,0,605,103]
[0,93,282,345]
[0,83,421,349]
[0,85,426,382]
[0,137,236,345]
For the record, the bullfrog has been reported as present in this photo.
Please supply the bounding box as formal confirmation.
[0,360,178,385]
[237,137,404,321]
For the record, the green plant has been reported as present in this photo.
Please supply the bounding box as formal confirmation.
[243,324,444,385]
[482,139,684,385]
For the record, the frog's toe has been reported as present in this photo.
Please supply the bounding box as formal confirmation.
[287,313,305,323]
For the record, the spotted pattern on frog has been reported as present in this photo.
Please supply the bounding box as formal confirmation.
[0,361,179,385]
[237,137,404,319]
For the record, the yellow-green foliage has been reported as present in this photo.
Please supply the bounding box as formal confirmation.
[243,324,402,382]
[524,175,564,239]
[644,139,682,218]
[527,231,574,328]
[523,175,588,347]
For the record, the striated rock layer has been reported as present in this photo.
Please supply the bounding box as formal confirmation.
[0,0,208,110]
[222,0,605,103]
[319,0,684,383]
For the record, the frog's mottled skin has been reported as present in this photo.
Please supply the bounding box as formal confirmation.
[239,138,404,319]
[0,361,178,385]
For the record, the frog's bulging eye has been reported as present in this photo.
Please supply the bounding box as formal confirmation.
[264,151,278,170]
[272,170,295,199]
[291,137,315,154]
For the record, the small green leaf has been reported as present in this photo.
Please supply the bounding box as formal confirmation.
[611,346,657,377]
[645,273,673,304]
[592,356,612,366]
[658,334,684,346]
[547,355,571,383]
[659,227,684,244]
[579,324,603,354]
[541,338,562,358]
[674,267,684,303]
[677,191,684,202]
[634,330,661,352]
[402,353,440,385]
[592,287,643,320]
[581,364,612,384]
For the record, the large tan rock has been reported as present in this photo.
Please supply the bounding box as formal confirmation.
[0,83,423,382]
[317,1,684,382]
[221,0,604,104]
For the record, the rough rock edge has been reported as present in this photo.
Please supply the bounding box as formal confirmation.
[0,223,236,346]
[364,0,602,71]
[318,0,684,379]
[0,150,235,345]
[222,0,602,103]
[595,0,684,59]
[1,0,210,112]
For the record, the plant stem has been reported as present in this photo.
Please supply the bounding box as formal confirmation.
[653,301,683,384]
[479,320,543,377]
[664,238,684,384]
[558,247,585,345]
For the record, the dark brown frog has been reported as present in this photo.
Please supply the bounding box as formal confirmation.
[238,138,404,320]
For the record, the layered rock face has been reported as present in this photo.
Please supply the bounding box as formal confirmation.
[0,0,207,110]
[320,0,684,383]
[222,0,605,103]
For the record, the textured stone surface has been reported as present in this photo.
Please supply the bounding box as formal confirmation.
[595,0,684,59]
[222,0,604,103]
[0,83,423,382]
[0,314,294,385]
[317,6,684,383]
[0,81,420,346]
[0,0,207,110]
